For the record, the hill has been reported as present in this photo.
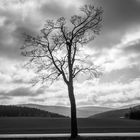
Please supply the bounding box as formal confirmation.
[125,105,140,120]
[119,103,140,109]
[19,104,113,118]
[77,106,112,118]
[0,105,66,117]
[89,105,140,119]
[90,108,129,119]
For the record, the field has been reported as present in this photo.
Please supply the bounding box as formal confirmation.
[1,117,140,134]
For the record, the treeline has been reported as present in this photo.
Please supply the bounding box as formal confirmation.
[125,106,140,120]
[0,105,66,117]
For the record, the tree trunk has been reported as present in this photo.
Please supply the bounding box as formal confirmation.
[68,83,78,138]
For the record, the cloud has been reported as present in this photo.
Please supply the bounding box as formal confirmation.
[60,77,140,107]
[28,97,46,103]
[0,0,83,60]
[0,58,36,93]
[90,28,140,73]
[0,72,11,84]
[40,0,77,18]
[0,96,11,100]
[0,0,140,60]
[0,94,12,105]
[89,0,140,49]
[0,0,44,60]
[100,66,140,84]
[0,94,11,100]
[0,0,140,107]
[5,87,37,97]
[88,78,140,107]
[122,38,140,55]
[0,85,45,98]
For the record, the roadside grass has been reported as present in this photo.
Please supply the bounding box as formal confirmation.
[1,137,140,140]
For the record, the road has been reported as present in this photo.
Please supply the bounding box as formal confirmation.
[1,133,140,138]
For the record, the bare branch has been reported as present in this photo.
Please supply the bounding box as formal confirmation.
[72,43,77,66]
[21,4,103,86]
[73,65,102,78]
[70,5,103,44]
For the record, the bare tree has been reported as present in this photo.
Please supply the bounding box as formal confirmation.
[21,4,103,138]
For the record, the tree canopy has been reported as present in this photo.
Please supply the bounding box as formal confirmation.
[21,5,103,85]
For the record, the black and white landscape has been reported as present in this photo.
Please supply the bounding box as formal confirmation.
[1,104,140,135]
[0,0,140,139]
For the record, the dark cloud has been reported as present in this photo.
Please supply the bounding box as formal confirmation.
[12,79,29,84]
[89,0,140,49]
[96,0,140,27]
[0,90,12,102]
[6,87,34,97]
[0,39,23,60]
[0,26,32,60]
[29,97,46,102]
[0,6,40,60]
[48,94,67,99]
[0,95,12,100]
[5,87,44,97]
[36,87,46,95]
[40,1,77,18]
[123,41,140,54]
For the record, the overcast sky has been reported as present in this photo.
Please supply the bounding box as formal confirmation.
[0,0,140,108]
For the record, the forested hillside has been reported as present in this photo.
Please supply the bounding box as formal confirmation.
[0,105,66,117]
[125,106,140,120]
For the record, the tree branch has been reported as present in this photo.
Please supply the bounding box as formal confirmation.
[21,4,103,87]
[73,66,101,78]
[72,43,77,67]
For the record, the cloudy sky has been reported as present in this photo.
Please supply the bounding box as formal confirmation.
[0,0,140,108]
